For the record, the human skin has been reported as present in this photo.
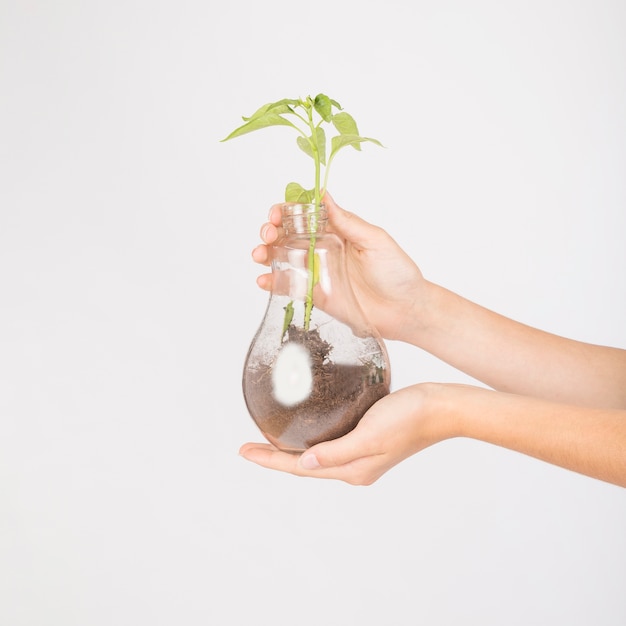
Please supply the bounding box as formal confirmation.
[239,193,626,488]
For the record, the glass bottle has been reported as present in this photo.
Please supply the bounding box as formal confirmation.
[242,203,391,452]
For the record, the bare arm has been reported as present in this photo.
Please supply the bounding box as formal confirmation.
[240,383,626,488]
[405,282,626,410]
[449,384,626,485]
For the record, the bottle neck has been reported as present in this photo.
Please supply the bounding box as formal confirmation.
[281,203,327,236]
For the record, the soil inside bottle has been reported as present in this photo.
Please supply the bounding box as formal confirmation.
[243,325,389,452]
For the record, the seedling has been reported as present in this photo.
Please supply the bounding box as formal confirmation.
[222,93,382,332]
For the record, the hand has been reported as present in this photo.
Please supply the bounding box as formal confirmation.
[239,384,450,485]
[252,192,426,342]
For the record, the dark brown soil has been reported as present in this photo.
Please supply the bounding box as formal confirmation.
[243,326,389,452]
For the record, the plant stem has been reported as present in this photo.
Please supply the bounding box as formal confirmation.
[303,104,322,331]
[304,238,315,331]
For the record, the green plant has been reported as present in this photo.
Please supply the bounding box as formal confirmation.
[222,93,382,332]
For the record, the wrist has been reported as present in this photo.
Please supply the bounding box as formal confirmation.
[409,382,464,444]
[394,279,443,345]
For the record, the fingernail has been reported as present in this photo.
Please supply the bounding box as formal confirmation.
[260,224,270,240]
[300,453,320,470]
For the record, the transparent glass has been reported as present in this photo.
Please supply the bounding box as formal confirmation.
[242,203,391,452]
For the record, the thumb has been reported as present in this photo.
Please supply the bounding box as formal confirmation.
[322,191,381,250]
[298,427,376,470]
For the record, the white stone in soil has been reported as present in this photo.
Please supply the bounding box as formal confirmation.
[271,342,313,406]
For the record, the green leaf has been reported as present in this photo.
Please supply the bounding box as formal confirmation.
[332,112,359,135]
[296,136,314,160]
[242,99,300,122]
[314,94,333,122]
[316,127,326,165]
[221,113,294,141]
[285,182,314,203]
[282,301,294,338]
[332,112,361,150]
[296,128,326,165]
[330,134,384,158]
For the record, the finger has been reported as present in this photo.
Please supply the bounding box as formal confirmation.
[251,244,270,265]
[301,426,381,471]
[239,441,389,484]
[256,273,273,291]
[268,204,283,225]
[300,443,389,486]
[239,443,302,472]
[259,222,278,244]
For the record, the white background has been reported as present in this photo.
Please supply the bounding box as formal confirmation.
[1,1,625,624]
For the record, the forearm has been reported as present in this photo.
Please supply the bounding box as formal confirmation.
[430,384,626,488]
[403,281,626,409]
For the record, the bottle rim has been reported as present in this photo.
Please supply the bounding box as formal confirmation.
[281,203,327,234]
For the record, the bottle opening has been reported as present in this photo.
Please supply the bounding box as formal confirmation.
[282,203,328,235]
